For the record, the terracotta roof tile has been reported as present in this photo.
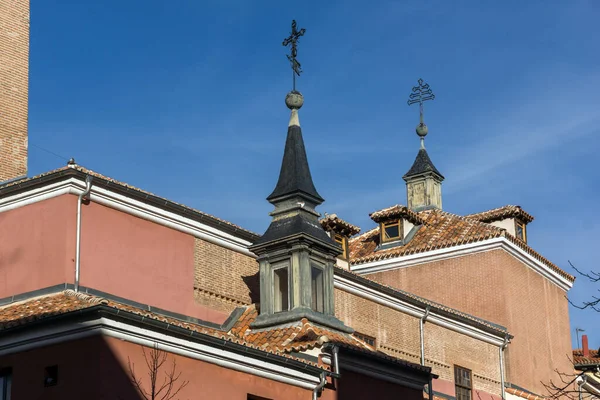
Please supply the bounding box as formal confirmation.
[573,349,600,366]
[3,291,428,370]
[369,204,426,225]
[465,205,534,224]
[229,306,373,353]
[349,206,574,282]
[505,387,546,399]
[0,291,316,366]
[319,214,361,236]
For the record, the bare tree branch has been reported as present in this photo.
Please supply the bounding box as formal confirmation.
[127,343,189,400]
[568,261,600,312]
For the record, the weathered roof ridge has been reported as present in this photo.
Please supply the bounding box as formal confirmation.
[349,226,379,243]
[319,213,361,236]
[369,204,426,225]
[465,204,534,224]
[0,164,260,242]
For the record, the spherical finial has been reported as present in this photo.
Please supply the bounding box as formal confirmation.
[285,90,304,110]
[67,157,76,166]
[416,122,428,138]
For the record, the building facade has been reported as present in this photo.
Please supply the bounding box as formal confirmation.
[0,2,577,400]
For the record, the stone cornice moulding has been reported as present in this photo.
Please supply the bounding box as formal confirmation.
[0,177,256,258]
[349,238,572,292]
[0,317,321,390]
[333,275,507,347]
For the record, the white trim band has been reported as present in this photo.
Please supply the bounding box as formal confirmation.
[0,317,320,390]
[0,177,255,257]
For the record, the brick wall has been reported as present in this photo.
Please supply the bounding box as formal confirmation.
[193,238,259,314]
[365,248,572,395]
[0,0,29,182]
[335,287,502,397]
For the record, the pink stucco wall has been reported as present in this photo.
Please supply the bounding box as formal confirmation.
[78,200,228,323]
[0,195,76,298]
[0,194,228,324]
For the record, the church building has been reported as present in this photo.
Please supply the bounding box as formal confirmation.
[0,2,576,399]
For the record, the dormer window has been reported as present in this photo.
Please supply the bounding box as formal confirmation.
[334,234,348,259]
[273,264,290,313]
[381,220,402,243]
[515,220,527,242]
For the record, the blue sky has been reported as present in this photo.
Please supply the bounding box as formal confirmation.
[29,1,599,348]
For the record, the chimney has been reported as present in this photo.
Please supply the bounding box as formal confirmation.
[0,0,29,183]
[582,335,589,357]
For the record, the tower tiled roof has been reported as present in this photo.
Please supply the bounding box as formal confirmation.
[403,148,444,180]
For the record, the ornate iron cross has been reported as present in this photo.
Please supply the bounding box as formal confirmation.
[282,20,306,91]
[407,78,435,124]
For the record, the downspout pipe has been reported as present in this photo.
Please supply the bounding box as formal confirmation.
[499,334,509,399]
[312,371,327,400]
[74,175,93,293]
[420,306,431,366]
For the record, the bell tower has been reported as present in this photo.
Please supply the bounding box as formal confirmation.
[249,21,351,333]
[404,78,444,211]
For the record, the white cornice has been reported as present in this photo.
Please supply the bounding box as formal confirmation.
[0,317,320,390]
[0,177,255,257]
[350,237,572,291]
[334,275,507,346]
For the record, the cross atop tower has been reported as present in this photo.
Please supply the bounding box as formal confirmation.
[407,78,436,147]
[282,20,306,91]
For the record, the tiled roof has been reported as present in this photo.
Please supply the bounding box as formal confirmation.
[573,349,600,366]
[0,290,421,370]
[229,306,373,353]
[0,164,259,241]
[505,387,546,400]
[465,205,534,224]
[369,204,426,225]
[349,206,574,282]
[0,291,225,339]
[320,214,361,237]
[351,208,502,263]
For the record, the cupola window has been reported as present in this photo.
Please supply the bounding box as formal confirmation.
[311,265,325,313]
[381,220,402,243]
[273,265,289,313]
[515,220,527,242]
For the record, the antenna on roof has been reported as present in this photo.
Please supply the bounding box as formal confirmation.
[576,328,586,349]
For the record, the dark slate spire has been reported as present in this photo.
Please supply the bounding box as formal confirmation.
[266,92,324,204]
[253,91,334,248]
[403,148,444,180]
